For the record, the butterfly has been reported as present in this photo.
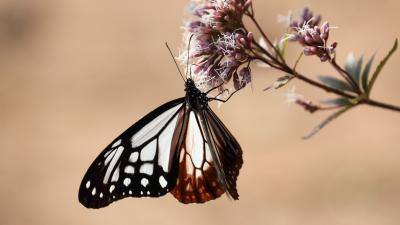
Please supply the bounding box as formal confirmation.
[78,42,243,208]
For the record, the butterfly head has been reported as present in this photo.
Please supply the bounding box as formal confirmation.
[185,79,208,110]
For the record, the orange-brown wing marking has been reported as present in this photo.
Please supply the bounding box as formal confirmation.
[170,111,225,204]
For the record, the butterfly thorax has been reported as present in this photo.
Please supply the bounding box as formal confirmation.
[184,79,208,110]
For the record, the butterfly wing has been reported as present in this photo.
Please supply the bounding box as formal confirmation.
[170,108,243,204]
[79,98,185,208]
[203,108,243,199]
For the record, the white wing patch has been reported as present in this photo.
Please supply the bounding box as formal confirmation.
[140,139,157,161]
[111,139,122,148]
[140,163,154,175]
[159,175,167,188]
[158,114,179,172]
[111,164,120,182]
[123,178,131,187]
[205,143,212,162]
[141,178,149,187]
[129,152,139,163]
[103,146,124,184]
[131,104,182,148]
[104,149,116,165]
[186,112,205,169]
[85,181,91,189]
[124,165,135,174]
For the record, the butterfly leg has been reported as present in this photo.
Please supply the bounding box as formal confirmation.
[208,89,240,103]
[212,89,230,99]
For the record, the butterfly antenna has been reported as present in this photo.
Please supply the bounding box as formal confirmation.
[165,42,186,82]
[186,34,194,79]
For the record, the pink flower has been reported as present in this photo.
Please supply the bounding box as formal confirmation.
[289,8,337,62]
[181,0,253,90]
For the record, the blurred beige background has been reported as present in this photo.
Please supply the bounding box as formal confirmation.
[1,0,400,225]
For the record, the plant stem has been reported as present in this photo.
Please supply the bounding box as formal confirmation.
[248,14,286,64]
[361,99,400,112]
[255,54,400,113]
[251,40,283,68]
[293,71,355,98]
[329,57,362,94]
[255,55,356,98]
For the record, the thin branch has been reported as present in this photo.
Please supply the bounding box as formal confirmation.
[247,14,286,64]
[254,54,356,98]
[329,57,361,94]
[361,99,400,112]
[251,39,282,67]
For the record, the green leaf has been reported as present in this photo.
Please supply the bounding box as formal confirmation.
[278,36,289,58]
[355,57,363,85]
[321,98,352,107]
[318,76,355,93]
[345,54,363,85]
[368,39,398,96]
[263,75,293,91]
[345,53,357,78]
[361,56,375,92]
[303,106,354,139]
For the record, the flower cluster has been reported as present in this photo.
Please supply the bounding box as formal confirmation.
[181,0,253,91]
[289,8,337,62]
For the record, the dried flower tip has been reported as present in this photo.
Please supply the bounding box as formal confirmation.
[290,7,321,29]
[296,99,320,113]
[239,67,251,84]
[233,67,251,90]
[284,86,320,112]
